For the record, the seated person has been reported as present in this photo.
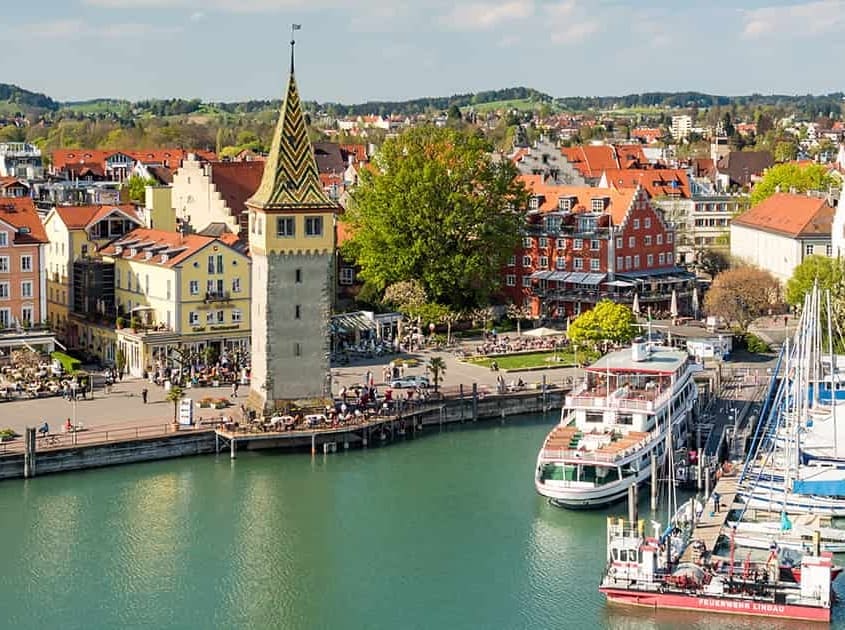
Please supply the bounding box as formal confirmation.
[65,418,73,433]
[38,421,49,437]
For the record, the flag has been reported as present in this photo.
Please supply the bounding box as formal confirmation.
[292,24,302,30]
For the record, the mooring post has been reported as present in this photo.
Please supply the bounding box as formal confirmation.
[542,374,547,411]
[24,427,36,478]
[230,437,237,460]
[472,383,478,421]
[627,483,638,524]
[459,384,465,421]
[650,452,658,512]
[704,461,711,500]
[311,433,316,456]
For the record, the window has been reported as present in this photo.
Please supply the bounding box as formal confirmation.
[216,310,224,323]
[295,305,302,319]
[295,268,303,283]
[522,276,532,287]
[574,258,583,270]
[20,255,32,272]
[529,196,539,210]
[667,233,673,244]
[115,272,120,289]
[276,217,295,237]
[135,273,140,293]
[305,216,323,237]
[539,237,548,248]
[208,255,215,273]
[189,311,199,325]
[633,255,640,268]
[166,280,171,300]
[574,238,583,250]
[667,252,674,264]
[522,255,532,267]
[339,268,354,285]
[127,271,132,292]
[256,216,263,235]
[507,255,516,267]
[539,256,549,268]
[628,236,635,248]
[590,239,600,251]
[656,234,663,245]
[805,244,815,256]
[633,219,640,230]
[232,277,241,293]
[216,255,223,274]
[206,312,215,323]
[145,275,149,295]
[0,232,6,247]
[81,244,88,257]
[590,258,600,271]
[21,307,32,326]
[644,217,651,229]
[616,237,623,249]
[294,342,302,357]
[207,279,216,295]
[556,257,565,270]
[591,197,607,212]
[523,237,533,248]
[21,281,32,298]
[232,309,242,323]
[556,238,565,248]
[0,256,8,272]
[616,256,624,269]
[0,308,8,328]
[0,282,9,298]
[644,235,652,246]
[827,244,833,257]
[647,254,654,266]
[658,253,665,265]
[625,255,631,268]
[505,274,516,286]
[189,280,199,295]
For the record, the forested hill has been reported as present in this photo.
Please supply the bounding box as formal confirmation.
[0,84,59,113]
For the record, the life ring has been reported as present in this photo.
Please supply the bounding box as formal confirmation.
[609,566,618,578]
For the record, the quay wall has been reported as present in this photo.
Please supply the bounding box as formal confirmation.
[0,389,564,481]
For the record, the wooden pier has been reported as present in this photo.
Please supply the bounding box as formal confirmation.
[681,475,739,562]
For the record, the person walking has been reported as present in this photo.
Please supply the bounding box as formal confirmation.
[712,490,721,514]
[231,381,239,397]
[141,387,148,404]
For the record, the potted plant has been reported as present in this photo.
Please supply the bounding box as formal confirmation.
[197,397,213,408]
[166,385,185,430]
[213,397,229,409]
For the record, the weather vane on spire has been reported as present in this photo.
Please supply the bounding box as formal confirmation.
[290,23,301,74]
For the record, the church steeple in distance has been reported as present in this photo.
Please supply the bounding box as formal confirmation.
[246,24,334,211]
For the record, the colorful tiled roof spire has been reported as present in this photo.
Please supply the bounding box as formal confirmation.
[247,30,334,210]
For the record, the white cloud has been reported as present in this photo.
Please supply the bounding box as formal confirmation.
[441,0,534,31]
[544,1,599,45]
[189,11,206,22]
[84,0,354,10]
[742,0,845,39]
[24,19,181,40]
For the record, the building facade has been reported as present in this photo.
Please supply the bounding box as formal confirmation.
[246,49,339,413]
[0,143,43,179]
[0,197,48,329]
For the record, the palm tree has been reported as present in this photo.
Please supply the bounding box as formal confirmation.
[166,385,185,426]
[427,357,446,393]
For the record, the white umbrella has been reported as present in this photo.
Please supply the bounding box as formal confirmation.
[691,286,700,319]
[632,293,640,316]
[524,326,566,338]
[670,289,679,319]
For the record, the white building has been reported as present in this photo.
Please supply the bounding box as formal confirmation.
[670,115,693,142]
[730,193,834,283]
[0,142,43,179]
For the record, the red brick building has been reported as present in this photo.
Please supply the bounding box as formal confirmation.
[0,197,48,329]
[502,175,695,320]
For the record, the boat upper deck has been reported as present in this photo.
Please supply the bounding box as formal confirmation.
[587,346,690,376]
[540,424,654,464]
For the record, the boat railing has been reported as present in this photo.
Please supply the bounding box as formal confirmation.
[542,431,659,463]
[565,389,671,413]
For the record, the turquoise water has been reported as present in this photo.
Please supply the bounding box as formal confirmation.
[0,414,841,629]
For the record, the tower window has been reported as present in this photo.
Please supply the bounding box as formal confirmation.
[305,216,323,237]
[277,217,295,237]
[294,342,301,357]
[295,305,301,319]
[295,268,302,283]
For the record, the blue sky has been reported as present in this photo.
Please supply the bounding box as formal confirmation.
[5,0,845,103]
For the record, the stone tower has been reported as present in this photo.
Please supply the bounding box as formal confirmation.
[246,37,338,414]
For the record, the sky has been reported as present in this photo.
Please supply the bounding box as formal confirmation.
[5,0,845,104]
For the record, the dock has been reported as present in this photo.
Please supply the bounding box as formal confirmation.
[681,475,738,562]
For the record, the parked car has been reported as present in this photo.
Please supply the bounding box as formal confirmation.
[390,375,430,389]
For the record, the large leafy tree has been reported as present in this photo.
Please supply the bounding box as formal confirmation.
[125,174,156,203]
[785,255,845,307]
[749,163,835,206]
[704,267,780,332]
[567,300,636,348]
[342,126,528,309]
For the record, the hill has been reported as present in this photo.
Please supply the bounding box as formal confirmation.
[0,83,59,116]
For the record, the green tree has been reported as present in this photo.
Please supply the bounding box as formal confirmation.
[342,126,528,309]
[166,385,185,425]
[566,300,636,349]
[383,280,427,312]
[115,349,126,377]
[750,163,835,206]
[773,140,799,163]
[125,174,156,203]
[695,248,731,280]
[704,267,780,332]
[427,356,446,393]
[785,255,845,307]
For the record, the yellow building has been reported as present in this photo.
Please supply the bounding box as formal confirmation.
[43,204,141,351]
[100,228,251,378]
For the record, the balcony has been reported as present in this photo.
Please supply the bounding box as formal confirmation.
[204,291,231,303]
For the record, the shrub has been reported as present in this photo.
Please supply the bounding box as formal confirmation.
[745,333,770,354]
[51,351,82,373]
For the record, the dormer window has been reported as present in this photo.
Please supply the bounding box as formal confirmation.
[591,197,609,212]
[529,196,540,210]
[144,250,153,260]
[114,245,123,254]
[130,248,138,257]
[558,196,574,211]
[160,253,169,264]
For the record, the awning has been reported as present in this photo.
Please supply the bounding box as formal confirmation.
[130,305,156,312]
[581,273,607,286]
[331,311,377,334]
[566,272,588,284]
[529,271,555,280]
[549,271,570,281]
[605,279,635,288]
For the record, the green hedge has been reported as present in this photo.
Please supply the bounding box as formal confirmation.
[51,351,82,373]
[745,334,770,354]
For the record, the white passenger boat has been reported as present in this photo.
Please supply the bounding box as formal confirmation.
[535,339,699,509]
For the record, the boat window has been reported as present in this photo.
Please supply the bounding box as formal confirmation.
[585,412,603,423]
[620,549,629,561]
[612,549,619,561]
[617,414,633,425]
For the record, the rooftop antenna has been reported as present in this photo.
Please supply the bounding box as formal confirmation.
[290,23,301,74]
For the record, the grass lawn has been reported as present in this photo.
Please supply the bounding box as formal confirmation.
[466,350,597,371]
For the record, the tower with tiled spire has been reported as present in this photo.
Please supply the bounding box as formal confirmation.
[246,30,338,413]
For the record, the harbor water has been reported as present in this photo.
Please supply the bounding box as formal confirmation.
[0,413,842,629]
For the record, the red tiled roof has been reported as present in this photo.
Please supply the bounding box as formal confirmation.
[518,174,636,225]
[207,161,264,222]
[600,168,690,199]
[339,144,368,164]
[100,228,240,268]
[561,145,621,179]
[54,204,138,230]
[732,193,834,238]
[0,197,48,244]
[52,148,217,172]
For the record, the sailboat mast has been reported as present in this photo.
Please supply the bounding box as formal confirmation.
[827,289,838,458]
